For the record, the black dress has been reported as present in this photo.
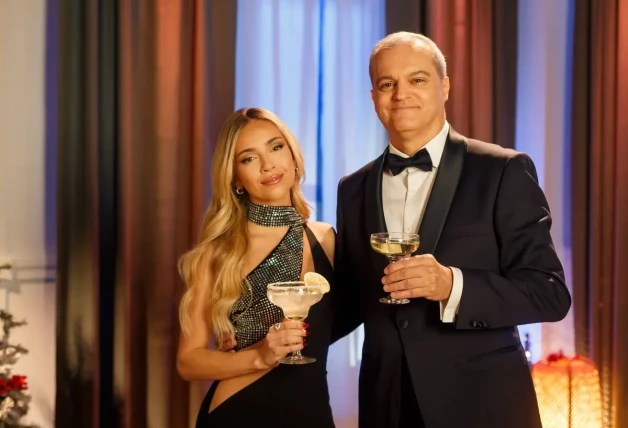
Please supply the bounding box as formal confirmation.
[195,224,336,428]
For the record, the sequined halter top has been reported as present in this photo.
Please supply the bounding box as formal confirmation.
[229,202,305,350]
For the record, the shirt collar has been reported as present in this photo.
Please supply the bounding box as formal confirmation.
[387,121,450,168]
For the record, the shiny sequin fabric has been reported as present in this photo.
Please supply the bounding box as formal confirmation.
[230,203,305,350]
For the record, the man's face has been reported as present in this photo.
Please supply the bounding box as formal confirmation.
[370,43,450,137]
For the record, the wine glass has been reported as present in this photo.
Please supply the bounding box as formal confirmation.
[370,232,420,304]
[267,281,324,364]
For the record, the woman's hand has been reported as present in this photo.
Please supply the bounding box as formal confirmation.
[257,320,309,368]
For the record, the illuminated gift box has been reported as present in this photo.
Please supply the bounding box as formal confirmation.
[531,352,602,428]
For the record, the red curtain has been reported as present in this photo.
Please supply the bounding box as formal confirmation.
[56,1,236,427]
[571,0,628,426]
[385,0,518,148]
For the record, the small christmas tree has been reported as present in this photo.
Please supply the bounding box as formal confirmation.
[0,310,36,428]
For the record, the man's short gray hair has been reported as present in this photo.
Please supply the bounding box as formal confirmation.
[369,32,448,82]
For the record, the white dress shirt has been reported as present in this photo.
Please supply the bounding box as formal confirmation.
[382,121,463,323]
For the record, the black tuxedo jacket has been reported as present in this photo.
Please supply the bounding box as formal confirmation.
[333,129,571,428]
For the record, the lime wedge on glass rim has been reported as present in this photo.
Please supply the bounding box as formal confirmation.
[304,272,330,294]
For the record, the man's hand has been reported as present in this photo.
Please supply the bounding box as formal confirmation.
[382,254,453,301]
[221,337,238,352]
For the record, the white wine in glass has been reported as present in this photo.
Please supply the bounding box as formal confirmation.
[267,281,324,364]
[370,232,420,304]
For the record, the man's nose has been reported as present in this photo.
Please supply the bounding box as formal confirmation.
[392,81,411,100]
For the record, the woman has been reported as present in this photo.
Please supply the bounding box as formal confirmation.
[177,108,337,427]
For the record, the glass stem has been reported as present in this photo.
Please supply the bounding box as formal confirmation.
[387,256,403,300]
[291,316,305,358]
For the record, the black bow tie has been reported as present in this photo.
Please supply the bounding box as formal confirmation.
[385,149,433,176]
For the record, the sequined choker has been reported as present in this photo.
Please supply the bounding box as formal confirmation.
[247,202,303,227]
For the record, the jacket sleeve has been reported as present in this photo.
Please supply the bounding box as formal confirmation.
[331,178,364,342]
[455,153,572,330]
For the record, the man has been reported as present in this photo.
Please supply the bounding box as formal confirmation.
[333,32,571,428]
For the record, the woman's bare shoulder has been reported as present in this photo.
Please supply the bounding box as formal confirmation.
[306,221,335,267]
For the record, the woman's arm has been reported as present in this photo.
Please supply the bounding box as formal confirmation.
[176,255,306,381]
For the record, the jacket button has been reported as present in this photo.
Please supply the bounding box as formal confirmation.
[398,319,409,329]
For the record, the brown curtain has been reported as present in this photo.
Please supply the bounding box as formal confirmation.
[385,0,518,148]
[571,0,628,427]
[56,1,236,427]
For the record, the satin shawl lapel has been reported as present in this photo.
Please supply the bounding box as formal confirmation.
[364,149,389,270]
[364,148,388,236]
[417,130,467,255]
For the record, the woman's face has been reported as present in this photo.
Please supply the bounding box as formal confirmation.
[233,120,296,206]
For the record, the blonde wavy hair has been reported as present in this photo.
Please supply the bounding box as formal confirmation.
[178,107,310,349]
